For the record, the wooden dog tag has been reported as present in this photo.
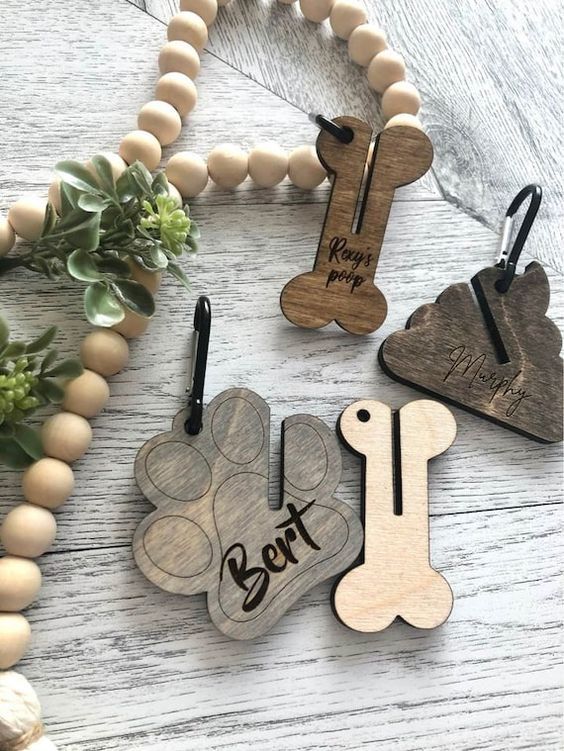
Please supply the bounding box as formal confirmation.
[332,399,456,632]
[134,388,364,640]
[379,262,563,442]
[280,118,433,335]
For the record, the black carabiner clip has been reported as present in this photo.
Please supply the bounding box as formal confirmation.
[495,184,542,293]
[308,113,354,144]
[185,296,211,435]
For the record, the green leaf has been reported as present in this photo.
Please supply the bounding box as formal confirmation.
[84,282,125,327]
[129,162,154,196]
[39,379,65,404]
[60,182,81,214]
[41,202,58,236]
[149,245,169,269]
[0,317,8,349]
[95,257,131,277]
[167,261,191,290]
[40,348,58,374]
[44,358,83,379]
[55,160,103,195]
[25,325,57,354]
[2,341,26,359]
[78,193,109,213]
[111,279,155,318]
[0,438,34,469]
[115,172,138,203]
[151,171,169,196]
[13,424,44,461]
[189,220,200,240]
[69,213,101,252]
[67,248,104,282]
[90,155,117,194]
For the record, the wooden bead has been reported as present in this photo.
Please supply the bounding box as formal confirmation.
[299,0,334,22]
[158,40,200,79]
[0,219,15,258]
[367,49,406,93]
[86,152,127,183]
[348,23,387,66]
[330,0,367,40]
[207,144,248,189]
[138,101,182,146]
[166,151,208,197]
[62,370,110,419]
[0,613,31,669]
[0,504,57,558]
[80,329,129,377]
[7,197,47,242]
[288,145,327,189]
[248,143,288,188]
[0,557,41,611]
[47,179,62,214]
[180,0,218,26]
[41,412,92,464]
[381,81,421,119]
[155,73,198,118]
[167,12,208,51]
[384,113,423,130]
[119,130,162,171]
[128,261,162,294]
[22,457,75,510]
[112,309,151,339]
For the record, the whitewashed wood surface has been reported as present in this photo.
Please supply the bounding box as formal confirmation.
[0,1,562,749]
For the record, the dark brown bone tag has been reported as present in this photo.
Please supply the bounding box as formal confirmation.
[280,118,433,335]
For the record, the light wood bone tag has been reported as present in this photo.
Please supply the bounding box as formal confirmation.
[133,388,364,640]
[280,118,433,335]
[379,262,563,442]
[332,399,456,632]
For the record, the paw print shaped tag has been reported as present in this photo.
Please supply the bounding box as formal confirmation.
[133,388,364,640]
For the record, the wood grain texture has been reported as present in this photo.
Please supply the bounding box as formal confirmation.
[380,261,563,442]
[280,120,433,334]
[0,0,561,748]
[134,388,363,639]
[136,0,563,273]
[334,399,456,632]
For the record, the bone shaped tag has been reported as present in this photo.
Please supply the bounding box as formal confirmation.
[332,399,456,632]
[280,118,433,335]
[133,388,363,640]
[379,262,563,442]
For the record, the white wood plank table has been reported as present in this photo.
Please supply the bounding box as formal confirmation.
[0,1,562,749]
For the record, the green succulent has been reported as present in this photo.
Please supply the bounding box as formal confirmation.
[0,318,82,469]
[0,157,199,328]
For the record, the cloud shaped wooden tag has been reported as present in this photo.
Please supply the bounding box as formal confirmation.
[379,262,563,442]
[280,118,433,335]
[133,388,363,640]
[332,399,456,632]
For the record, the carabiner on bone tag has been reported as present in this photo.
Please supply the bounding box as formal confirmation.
[185,296,211,435]
[308,113,354,144]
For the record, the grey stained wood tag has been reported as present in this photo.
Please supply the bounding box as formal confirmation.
[280,118,434,335]
[332,399,456,633]
[133,388,364,640]
[379,262,563,443]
